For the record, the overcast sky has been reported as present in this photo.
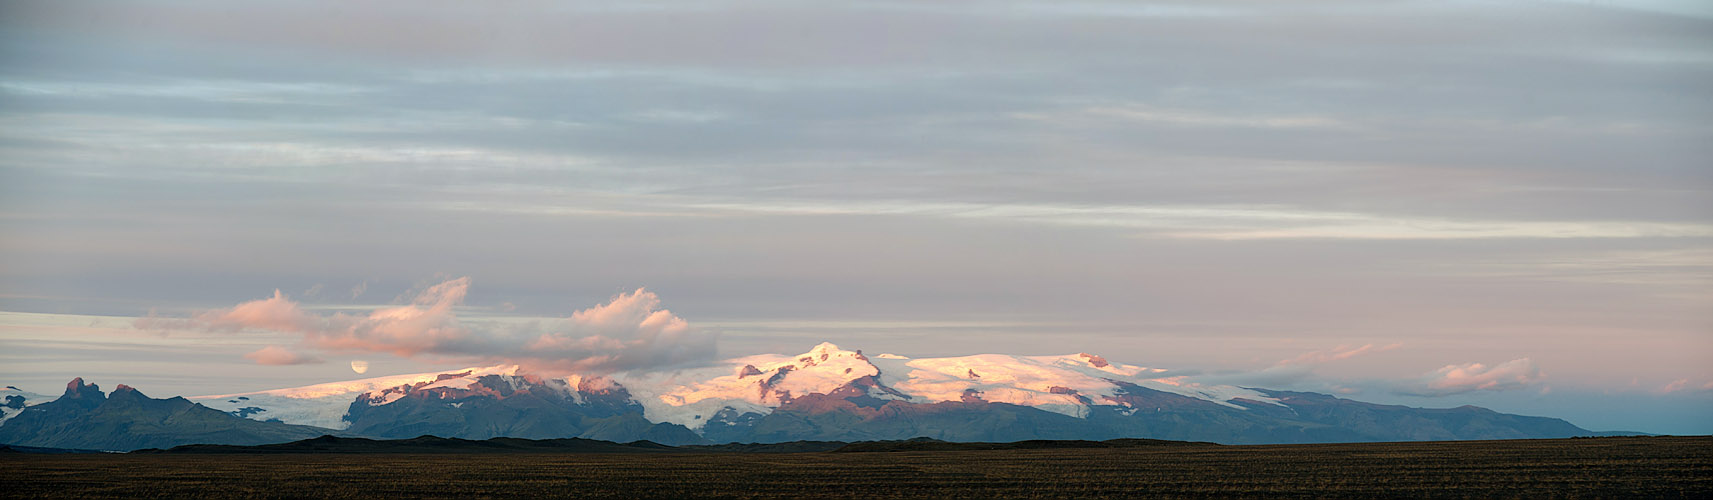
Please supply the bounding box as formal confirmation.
[1,0,1709,434]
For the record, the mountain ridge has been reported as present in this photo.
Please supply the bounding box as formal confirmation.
[0,379,337,451]
[2,343,1622,450]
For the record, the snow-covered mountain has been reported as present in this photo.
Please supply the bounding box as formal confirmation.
[608,342,1278,430]
[193,343,1269,432]
[194,365,527,429]
[179,342,1595,445]
[2,385,51,424]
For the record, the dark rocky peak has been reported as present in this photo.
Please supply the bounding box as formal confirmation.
[847,375,911,400]
[435,371,473,382]
[108,384,147,400]
[471,375,522,397]
[763,366,794,387]
[103,385,196,411]
[64,377,100,397]
[60,378,106,407]
[1078,353,1110,368]
[795,375,911,410]
[572,376,621,395]
[1047,386,1094,406]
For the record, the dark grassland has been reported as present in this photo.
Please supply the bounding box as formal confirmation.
[2,436,1707,499]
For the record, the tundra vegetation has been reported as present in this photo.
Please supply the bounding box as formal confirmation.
[1,436,1707,498]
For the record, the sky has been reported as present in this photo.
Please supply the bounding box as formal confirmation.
[0,0,1709,434]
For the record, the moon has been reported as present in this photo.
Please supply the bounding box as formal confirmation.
[350,360,369,374]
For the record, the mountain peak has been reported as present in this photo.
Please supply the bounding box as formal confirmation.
[807,342,846,355]
[62,377,104,402]
[1078,353,1110,368]
[610,342,884,428]
[174,343,1601,446]
[106,384,152,403]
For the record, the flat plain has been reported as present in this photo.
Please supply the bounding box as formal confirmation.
[2,436,1708,498]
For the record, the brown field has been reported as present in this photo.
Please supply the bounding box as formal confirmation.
[2,436,1708,499]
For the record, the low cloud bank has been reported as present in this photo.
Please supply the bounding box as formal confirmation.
[137,278,715,374]
[1395,358,1542,397]
[1192,343,1399,387]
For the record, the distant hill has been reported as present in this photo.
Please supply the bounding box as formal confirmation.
[137,434,1218,454]
[0,379,333,452]
[831,436,1217,452]
[139,434,679,454]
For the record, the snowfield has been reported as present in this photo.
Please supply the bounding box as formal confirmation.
[1,386,51,424]
[192,365,520,429]
[188,343,1282,432]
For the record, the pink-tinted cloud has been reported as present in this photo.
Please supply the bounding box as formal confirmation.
[133,289,319,333]
[1397,358,1542,397]
[138,278,715,374]
[522,288,709,373]
[200,289,322,333]
[243,345,324,365]
[301,277,471,356]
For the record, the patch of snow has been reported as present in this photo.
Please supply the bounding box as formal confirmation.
[875,353,1280,412]
[0,386,50,425]
[192,365,518,429]
[366,390,408,406]
[189,343,1285,432]
[613,342,877,430]
[612,344,1283,430]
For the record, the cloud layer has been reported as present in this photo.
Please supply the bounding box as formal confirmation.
[243,345,323,366]
[1397,358,1544,397]
[139,278,715,374]
[1,0,1708,434]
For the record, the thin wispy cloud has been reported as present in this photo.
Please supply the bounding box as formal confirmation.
[0,0,1707,434]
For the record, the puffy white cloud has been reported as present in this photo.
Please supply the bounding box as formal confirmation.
[1396,358,1543,397]
[137,278,715,374]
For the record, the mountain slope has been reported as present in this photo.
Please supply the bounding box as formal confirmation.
[337,371,706,445]
[610,343,1598,444]
[183,343,1600,445]
[1,385,50,424]
[0,379,334,451]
